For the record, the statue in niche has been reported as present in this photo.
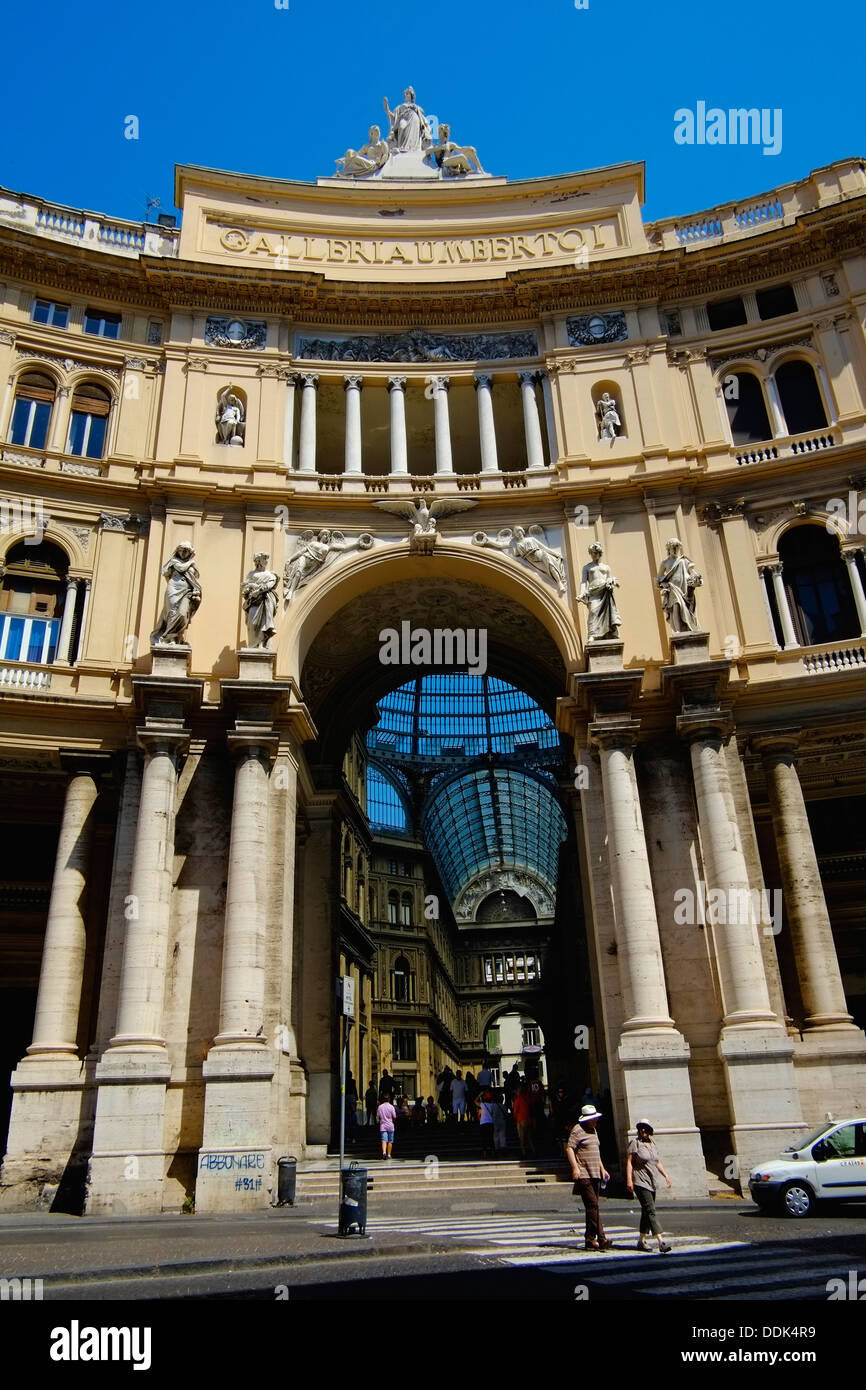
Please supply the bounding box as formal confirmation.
[373,496,478,553]
[597,392,622,442]
[579,542,622,640]
[431,123,485,176]
[656,536,703,633]
[151,543,202,645]
[216,386,245,445]
[383,87,432,153]
[242,552,280,649]
[473,523,566,593]
[335,124,390,178]
[283,529,373,603]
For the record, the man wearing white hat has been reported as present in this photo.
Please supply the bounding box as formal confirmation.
[565,1103,613,1250]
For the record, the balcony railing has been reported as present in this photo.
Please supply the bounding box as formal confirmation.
[0,614,59,666]
[0,187,179,260]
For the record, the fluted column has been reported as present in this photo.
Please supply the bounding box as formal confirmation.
[55,577,79,664]
[519,371,546,471]
[214,738,275,1045]
[474,374,499,473]
[591,722,676,1031]
[842,548,866,633]
[757,565,780,648]
[343,374,363,475]
[431,376,453,475]
[296,372,319,473]
[756,733,854,1030]
[387,377,408,475]
[764,375,789,438]
[767,561,799,649]
[110,732,187,1048]
[26,754,108,1056]
[682,719,776,1027]
[77,577,92,659]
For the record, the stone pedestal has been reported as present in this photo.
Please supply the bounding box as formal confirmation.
[669,630,711,665]
[584,639,624,674]
[237,648,277,683]
[195,1049,276,1213]
[617,1035,710,1196]
[86,1052,173,1216]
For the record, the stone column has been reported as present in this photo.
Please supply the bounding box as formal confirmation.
[296,372,319,473]
[682,719,777,1027]
[764,375,789,438]
[757,565,780,648]
[343,375,363,476]
[55,577,79,664]
[77,578,92,659]
[590,721,675,1032]
[474,374,499,473]
[767,562,799,649]
[27,755,107,1056]
[519,371,546,471]
[842,548,866,633]
[111,732,187,1047]
[756,733,855,1030]
[388,377,408,475]
[214,738,275,1044]
[431,376,453,475]
[49,386,69,453]
[282,373,297,468]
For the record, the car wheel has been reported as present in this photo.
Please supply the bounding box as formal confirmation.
[779,1181,813,1218]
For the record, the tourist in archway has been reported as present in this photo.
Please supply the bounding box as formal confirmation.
[626,1120,672,1253]
[566,1103,613,1251]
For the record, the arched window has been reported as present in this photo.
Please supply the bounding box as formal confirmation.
[392,955,414,1003]
[779,526,859,645]
[0,540,69,664]
[724,371,772,444]
[8,373,56,450]
[774,360,828,436]
[67,382,111,459]
[401,893,412,927]
[388,891,399,925]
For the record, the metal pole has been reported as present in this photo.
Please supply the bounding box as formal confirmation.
[339,1014,348,1176]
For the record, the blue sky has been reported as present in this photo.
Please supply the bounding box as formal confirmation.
[2,0,861,224]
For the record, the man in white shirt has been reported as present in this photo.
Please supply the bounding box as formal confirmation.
[451,1070,468,1121]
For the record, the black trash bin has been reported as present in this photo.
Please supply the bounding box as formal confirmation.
[338,1162,367,1236]
[276,1155,297,1207]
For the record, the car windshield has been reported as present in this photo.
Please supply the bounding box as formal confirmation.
[782,1123,832,1152]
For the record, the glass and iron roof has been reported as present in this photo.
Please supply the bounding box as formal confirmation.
[365,675,567,910]
[366,674,561,759]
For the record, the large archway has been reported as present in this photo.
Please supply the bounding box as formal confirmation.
[290,568,599,1152]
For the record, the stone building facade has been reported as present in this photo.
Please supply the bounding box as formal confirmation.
[0,127,864,1212]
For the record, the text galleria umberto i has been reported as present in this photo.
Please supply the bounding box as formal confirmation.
[0,91,864,1214]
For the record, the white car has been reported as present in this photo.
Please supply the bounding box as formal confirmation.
[749,1117,866,1217]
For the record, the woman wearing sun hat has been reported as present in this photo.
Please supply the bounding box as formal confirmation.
[565,1102,613,1251]
[626,1119,672,1253]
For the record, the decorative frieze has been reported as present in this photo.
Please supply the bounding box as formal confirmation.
[295,328,538,363]
[15,348,121,378]
[709,336,813,371]
[205,318,267,350]
[565,312,627,346]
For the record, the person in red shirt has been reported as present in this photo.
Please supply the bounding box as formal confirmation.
[512,1081,534,1158]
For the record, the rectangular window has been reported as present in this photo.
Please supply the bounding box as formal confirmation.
[31,299,69,328]
[84,308,121,339]
[401,900,411,926]
[707,296,748,331]
[756,284,797,320]
[9,398,51,449]
[67,411,107,459]
[483,956,493,984]
[392,1029,416,1062]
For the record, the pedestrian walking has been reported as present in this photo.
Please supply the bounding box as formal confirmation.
[451,1069,468,1122]
[364,1081,378,1127]
[379,1069,396,1101]
[491,1088,507,1156]
[626,1119,673,1253]
[512,1080,534,1157]
[425,1096,439,1125]
[411,1096,426,1127]
[565,1102,613,1251]
[376,1097,397,1159]
[477,1088,496,1157]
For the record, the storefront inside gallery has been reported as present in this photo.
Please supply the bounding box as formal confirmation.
[0,92,864,1213]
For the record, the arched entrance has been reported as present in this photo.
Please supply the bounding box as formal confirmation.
[289,561,597,1151]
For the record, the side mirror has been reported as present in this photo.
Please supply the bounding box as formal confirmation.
[812,1141,828,1162]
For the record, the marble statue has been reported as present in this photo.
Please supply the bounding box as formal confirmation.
[335,125,390,178]
[657,537,703,632]
[242,552,280,649]
[383,87,432,153]
[373,496,478,554]
[216,386,245,445]
[579,542,621,640]
[473,524,566,593]
[432,123,485,176]
[283,529,373,603]
[597,392,622,441]
[150,543,202,645]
